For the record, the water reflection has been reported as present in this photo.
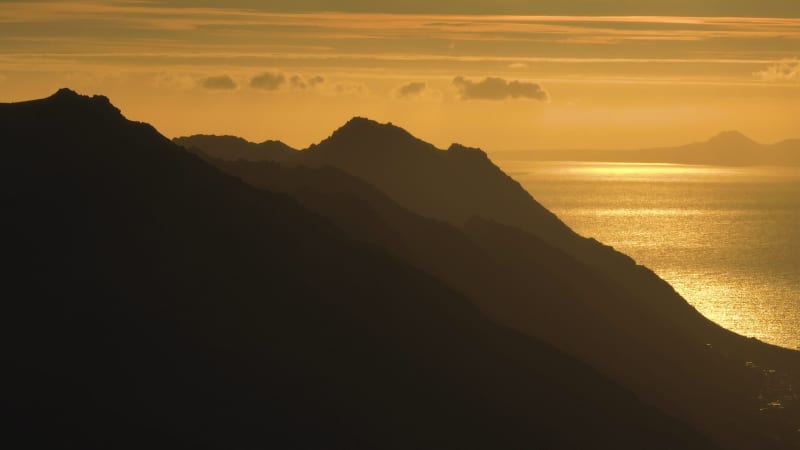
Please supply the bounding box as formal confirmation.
[552,162,745,180]
[498,160,800,350]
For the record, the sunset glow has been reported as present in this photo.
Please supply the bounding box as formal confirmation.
[6,3,800,447]
[1,1,798,151]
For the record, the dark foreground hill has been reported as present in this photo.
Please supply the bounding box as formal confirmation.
[180,121,800,450]
[0,89,720,449]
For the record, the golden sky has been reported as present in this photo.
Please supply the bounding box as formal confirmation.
[1,1,799,151]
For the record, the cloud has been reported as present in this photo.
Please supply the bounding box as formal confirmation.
[289,75,306,89]
[308,75,325,86]
[334,83,363,95]
[452,76,549,101]
[153,71,194,89]
[508,63,528,69]
[250,71,286,90]
[755,59,800,82]
[289,74,325,89]
[395,81,427,98]
[321,82,367,96]
[201,75,237,90]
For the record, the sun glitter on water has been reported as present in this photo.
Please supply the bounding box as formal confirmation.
[498,160,800,350]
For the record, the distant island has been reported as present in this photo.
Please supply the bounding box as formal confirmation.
[502,131,800,166]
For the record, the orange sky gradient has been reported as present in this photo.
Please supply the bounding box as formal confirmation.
[0,1,798,152]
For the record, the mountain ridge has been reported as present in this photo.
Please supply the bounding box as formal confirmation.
[178,117,571,242]
[179,112,800,450]
[173,134,297,162]
[3,88,726,450]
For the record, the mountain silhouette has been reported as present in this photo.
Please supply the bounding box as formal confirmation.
[306,119,569,240]
[173,134,297,161]
[180,117,570,241]
[707,130,759,147]
[180,119,800,450]
[512,130,800,166]
[2,89,725,450]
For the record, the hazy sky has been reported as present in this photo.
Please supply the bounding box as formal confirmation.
[1,1,798,150]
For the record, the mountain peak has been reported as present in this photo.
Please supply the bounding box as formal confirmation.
[334,116,410,137]
[707,130,758,147]
[312,117,431,155]
[51,87,81,99]
[342,116,381,128]
[45,88,121,117]
[447,143,489,160]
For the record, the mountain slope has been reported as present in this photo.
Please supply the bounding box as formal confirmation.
[1,89,721,450]
[180,120,800,450]
[200,154,800,450]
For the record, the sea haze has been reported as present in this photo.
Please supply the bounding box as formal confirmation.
[496,160,800,350]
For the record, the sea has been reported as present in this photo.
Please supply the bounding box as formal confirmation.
[494,160,800,351]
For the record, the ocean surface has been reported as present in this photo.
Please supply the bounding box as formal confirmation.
[495,160,800,350]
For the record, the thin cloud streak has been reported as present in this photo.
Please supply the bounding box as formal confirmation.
[2,4,799,40]
[1,2,798,90]
[3,3,799,26]
[0,52,781,65]
[2,4,797,75]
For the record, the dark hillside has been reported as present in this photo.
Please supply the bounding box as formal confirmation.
[1,89,717,450]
